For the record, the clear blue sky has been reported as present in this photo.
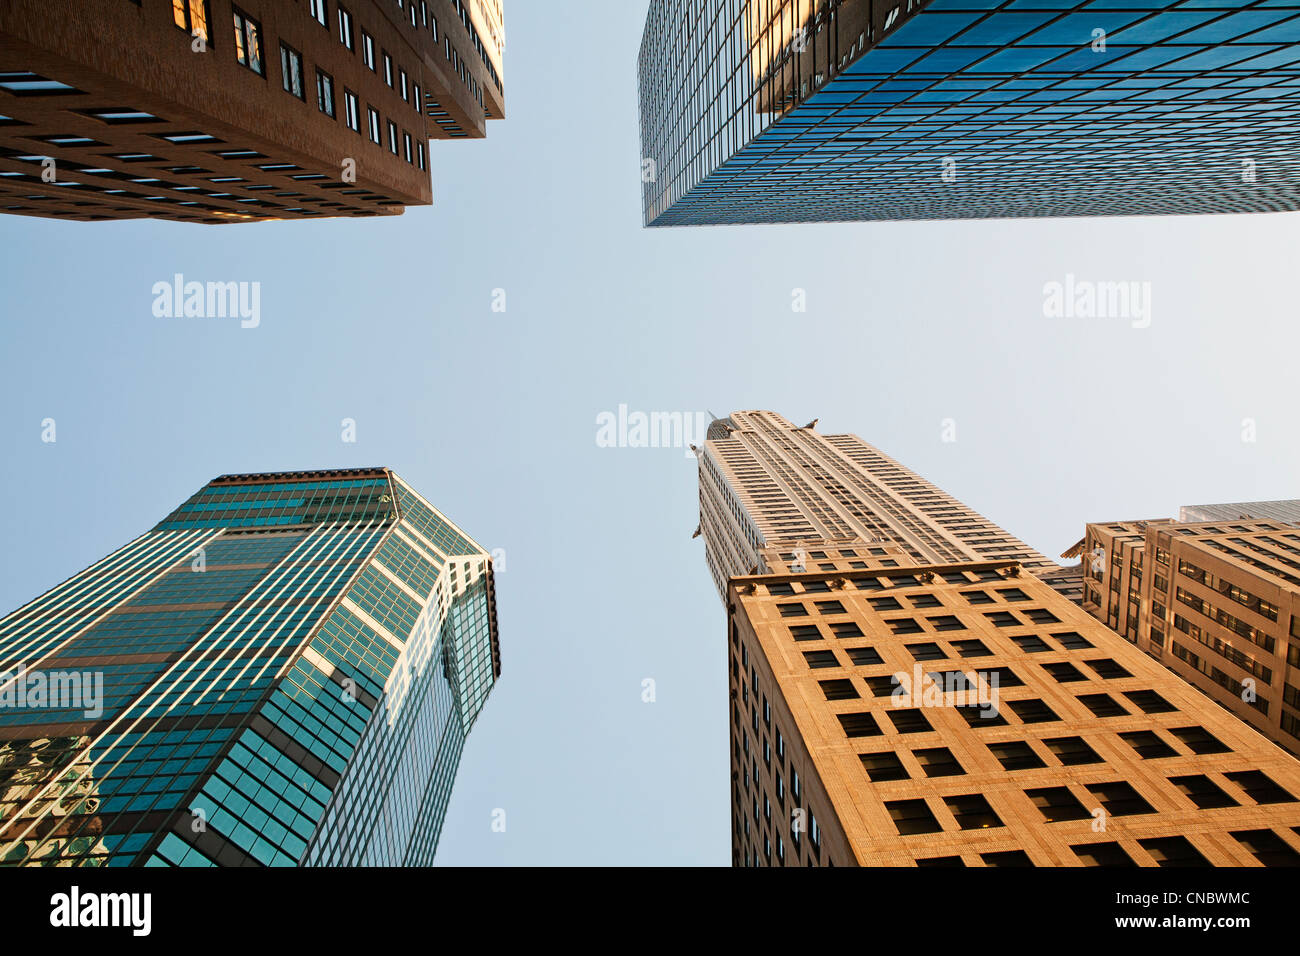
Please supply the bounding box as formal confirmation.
[1,1,1298,866]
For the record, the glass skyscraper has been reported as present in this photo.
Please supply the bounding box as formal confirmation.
[0,468,500,867]
[639,0,1300,226]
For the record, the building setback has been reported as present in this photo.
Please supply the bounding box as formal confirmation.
[0,468,501,866]
[1079,516,1300,757]
[0,0,505,224]
[638,0,1300,226]
[701,412,1300,866]
[1180,500,1300,526]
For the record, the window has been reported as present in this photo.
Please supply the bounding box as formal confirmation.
[905,642,944,661]
[777,603,808,618]
[956,704,1007,728]
[980,850,1033,867]
[173,0,211,42]
[944,794,1002,830]
[789,624,821,641]
[388,120,399,154]
[837,712,883,738]
[951,639,991,658]
[819,679,858,701]
[886,799,942,836]
[1043,736,1102,765]
[1224,770,1297,805]
[1072,843,1136,867]
[1119,730,1177,759]
[913,747,963,778]
[1123,690,1176,714]
[1042,661,1087,683]
[860,752,908,782]
[916,856,965,867]
[400,69,409,101]
[1169,726,1230,755]
[338,6,354,49]
[383,52,394,87]
[864,675,898,698]
[309,0,328,27]
[1007,699,1059,724]
[1139,836,1210,867]
[367,107,381,144]
[1171,775,1238,810]
[1026,787,1091,822]
[886,709,933,734]
[343,89,359,131]
[988,741,1045,771]
[846,646,883,666]
[1085,658,1131,680]
[280,44,304,99]
[802,650,838,669]
[831,622,863,638]
[1232,830,1300,866]
[1077,693,1128,718]
[362,31,375,69]
[403,131,412,163]
[815,601,845,615]
[1086,782,1154,817]
[1052,631,1094,651]
[1009,634,1051,653]
[232,8,263,74]
[316,70,335,117]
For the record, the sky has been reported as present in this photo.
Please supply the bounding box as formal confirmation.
[1,1,1299,866]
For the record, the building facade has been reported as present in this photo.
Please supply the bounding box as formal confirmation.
[639,0,1300,226]
[0,468,501,866]
[1081,516,1300,756]
[1180,500,1300,525]
[0,0,505,224]
[698,410,1061,599]
[702,412,1300,866]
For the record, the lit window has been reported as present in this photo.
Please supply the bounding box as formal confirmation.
[232,8,263,75]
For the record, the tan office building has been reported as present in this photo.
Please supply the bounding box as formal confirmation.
[1079,517,1300,756]
[0,0,504,224]
[702,412,1300,866]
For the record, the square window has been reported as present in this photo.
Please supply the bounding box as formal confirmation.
[906,642,945,661]
[1077,693,1129,718]
[1119,730,1177,759]
[819,679,859,701]
[1044,736,1102,766]
[860,752,908,782]
[846,646,884,666]
[945,794,1002,830]
[913,747,963,778]
[988,741,1045,771]
[886,799,941,836]
[803,650,838,669]
[1169,726,1230,755]
[887,709,933,734]
[837,712,883,738]
[1026,786,1091,822]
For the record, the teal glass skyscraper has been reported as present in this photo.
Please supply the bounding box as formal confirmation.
[0,468,501,866]
[639,0,1300,226]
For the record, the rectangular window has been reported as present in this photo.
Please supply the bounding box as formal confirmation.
[280,44,304,99]
[384,53,394,87]
[309,0,328,28]
[173,0,211,42]
[338,6,354,49]
[232,8,263,74]
[316,70,335,117]
[388,120,398,154]
[415,139,425,170]
[362,31,375,70]
[367,106,381,144]
[403,131,412,163]
[400,69,409,102]
[343,89,359,131]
